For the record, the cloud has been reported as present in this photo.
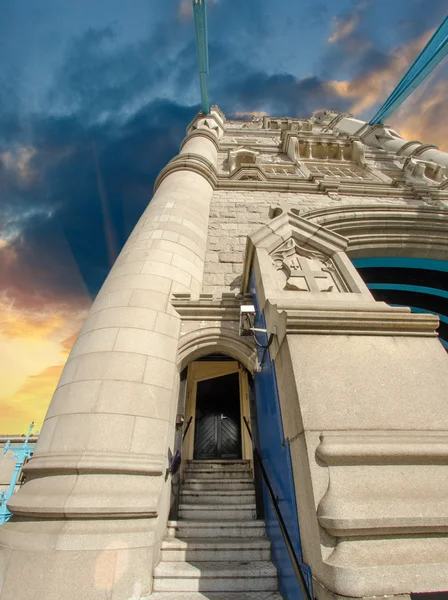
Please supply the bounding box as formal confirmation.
[325,28,433,116]
[328,15,358,44]
[0,330,80,433]
[391,75,448,151]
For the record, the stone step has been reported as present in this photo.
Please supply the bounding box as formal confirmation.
[167,520,266,539]
[153,561,278,592]
[180,490,255,505]
[184,479,255,492]
[160,537,271,562]
[184,469,253,480]
[148,592,284,600]
[188,460,250,467]
[178,504,257,520]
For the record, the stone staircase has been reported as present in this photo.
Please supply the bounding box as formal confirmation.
[150,460,283,599]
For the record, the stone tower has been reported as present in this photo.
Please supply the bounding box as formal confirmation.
[0,107,447,600]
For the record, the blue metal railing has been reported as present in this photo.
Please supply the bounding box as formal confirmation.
[0,422,36,525]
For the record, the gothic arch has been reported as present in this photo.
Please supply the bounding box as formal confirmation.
[177,326,256,373]
[302,204,448,260]
[302,203,448,349]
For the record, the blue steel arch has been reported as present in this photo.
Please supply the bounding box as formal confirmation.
[352,257,448,351]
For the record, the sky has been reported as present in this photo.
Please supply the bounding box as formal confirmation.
[1,0,448,433]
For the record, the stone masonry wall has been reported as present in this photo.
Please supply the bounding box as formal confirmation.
[203,189,423,295]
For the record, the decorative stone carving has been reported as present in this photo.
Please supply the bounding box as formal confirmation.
[228,147,260,173]
[401,156,448,185]
[191,117,223,139]
[271,238,341,292]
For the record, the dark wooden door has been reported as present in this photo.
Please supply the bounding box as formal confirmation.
[194,373,241,460]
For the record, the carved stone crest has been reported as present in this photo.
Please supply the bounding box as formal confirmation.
[271,238,340,292]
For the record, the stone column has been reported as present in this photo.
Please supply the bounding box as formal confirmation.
[0,111,221,600]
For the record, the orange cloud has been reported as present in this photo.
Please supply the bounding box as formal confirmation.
[327,28,434,116]
[2,365,66,433]
[0,302,89,433]
[390,77,448,152]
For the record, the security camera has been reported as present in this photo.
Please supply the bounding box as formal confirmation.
[239,304,256,336]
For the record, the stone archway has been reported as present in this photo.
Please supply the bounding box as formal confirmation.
[177,326,256,373]
[302,203,448,260]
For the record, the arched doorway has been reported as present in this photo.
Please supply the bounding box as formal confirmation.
[194,371,241,460]
[182,354,253,463]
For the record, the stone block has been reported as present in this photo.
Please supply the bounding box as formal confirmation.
[81,306,157,335]
[154,312,181,339]
[113,328,178,359]
[69,328,119,359]
[219,253,240,263]
[108,261,143,279]
[141,262,191,288]
[46,380,102,419]
[143,356,177,390]
[101,273,172,295]
[130,417,170,454]
[152,239,199,263]
[59,351,147,385]
[96,380,172,420]
[171,254,203,282]
[129,289,168,312]
[89,290,133,315]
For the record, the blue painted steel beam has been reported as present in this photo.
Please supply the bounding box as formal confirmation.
[352,257,448,272]
[193,0,210,114]
[370,15,448,125]
[367,283,448,299]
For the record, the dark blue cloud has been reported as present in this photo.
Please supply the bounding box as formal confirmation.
[1,0,447,316]
[0,99,197,310]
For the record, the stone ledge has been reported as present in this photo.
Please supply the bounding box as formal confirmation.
[317,431,448,465]
[23,451,165,475]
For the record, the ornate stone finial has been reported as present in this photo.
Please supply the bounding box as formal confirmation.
[190,117,223,139]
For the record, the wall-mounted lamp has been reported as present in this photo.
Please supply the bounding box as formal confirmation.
[239,305,277,371]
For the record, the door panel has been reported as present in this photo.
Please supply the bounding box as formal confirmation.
[220,411,240,458]
[193,372,241,460]
[194,411,218,459]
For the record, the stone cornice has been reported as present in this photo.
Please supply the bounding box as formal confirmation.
[180,127,220,152]
[317,430,448,537]
[266,299,439,337]
[154,152,217,192]
[317,431,448,465]
[171,293,248,321]
[0,436,39,443]
[23,451,165,476]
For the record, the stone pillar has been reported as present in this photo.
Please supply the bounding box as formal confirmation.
[0,111,221,600]
[242,211,448,600]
